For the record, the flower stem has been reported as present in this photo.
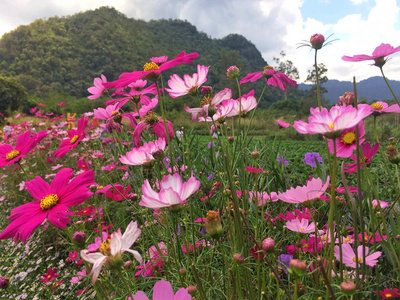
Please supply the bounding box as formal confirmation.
[379,67,400,105]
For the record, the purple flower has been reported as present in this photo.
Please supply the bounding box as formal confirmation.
[278,254,293,274]
[303,152,323,167]
[277,156,289,166]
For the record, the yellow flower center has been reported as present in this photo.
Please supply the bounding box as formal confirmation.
[143,62,160,72]
[263,65,274,71]
[328,122,334,130]
[97,186,104,190]
[47,275,52,279]
[200,97,212,108]
[6,150,20,161]
[40,194,59,210]
[302,243,309,249]
[371,102,384,110]
[341,131,356,145]
[99,239,111,256]
[111,111,119,117]
[385,294,393,298]
[70,135,79,144]
[300,228,305,231]
[344,237,351,242]
[352,257,362,263]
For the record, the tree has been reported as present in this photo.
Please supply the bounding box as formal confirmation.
[302,63,329,112]
[0,76,27,116]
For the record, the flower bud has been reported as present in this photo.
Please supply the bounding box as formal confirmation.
[200,86,212,95]
[179,268,186,275]
[123,261,133,269]
[226,65,240,79]
[310,34,325,50]
[261,238,275,252]
[340,281,357,294]
[289,259,308,276]
[338,92,355,106]
[205,211,223,239]
[233,253,244,264]
[251,151,260,158]
[386,145,400,164]
[0,276,9,289]
[152,149,164,159]
[73,231,86,244]
[228,136,234,143]
[187,285,197,295]
[128,193,138,201]
[395,234,400,241]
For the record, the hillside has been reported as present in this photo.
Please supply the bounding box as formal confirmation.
[299,77,400,104]
[0,6,267,99]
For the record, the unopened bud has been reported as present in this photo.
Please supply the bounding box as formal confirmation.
[310,33,325,50]
[123,261,133,269]
[0,277,9,289]
[233,253,244,264]
[251,151,260,158]
[205,211,223,239]
[395,234,400,241]
[73,231,86,244]
[340,281,356,294]
[289,259,307,276]
[200,86,212,95]
[226,65,240,79]
[228,136,234,143]
[179,268,186,275]
[128,193,138,201]
[261,238,275,252]
[187,285,197,295]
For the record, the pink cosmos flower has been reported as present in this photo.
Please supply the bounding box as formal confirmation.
[227,90,258,116]
[94,103,124,133]
[285,218,316,234]
[334,244,381,268]
[0,168,95,242]
[53,116,89,158]
[277,177,330,204]
[151,56,168,64]
[105,184,132,202]
[140,173,200,209]
[342,43,400,67]
[184,88,232,121]
[372,199,389,209]
[293,105,371,138]
[344,142,379,174]
[277,120,290,128]
[166,65,209,98]
[0,130,48,167]
[104,51,199,89]
[327,122,365,158]
[133,111,174,147]
[87,74,107,100]
[240,65,297,91]
[248,191,279,206]
[41,268,59,283]
[120,138,166,166]
[80,221,142,284]
[129,279,191,300]
[359,101,400,114]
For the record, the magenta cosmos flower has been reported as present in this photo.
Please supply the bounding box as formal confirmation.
[344,142,379,174]
[129,279,191,300]
[277,177,330,205]
[359,101,400,115]
[240,65,297,91]
[327,121,365,158]
[276,119,290,128]
[0,168,95,242]
[334,243,381,268]
[104,51,199,89]
[342,43,400,67]
[285,219,316,234]
[88,74,107,100]
[293,105,371,138]
[166,64,209,98]
[93,103,125,133]
[140,173,200,209]
[0,130,48,167]
[53,116,89,158]
[120,138,166,166]
[81,221,142,284]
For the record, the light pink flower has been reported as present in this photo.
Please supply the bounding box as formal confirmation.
[166,65,209,98]
[0,168,95,242]
[372,199,389,209]
[342,43,400,67]
[334,244,381,268]
[88,74,107,100]
[285,219,316,234]
[80,221,142,284]
[248,191,279,206]
[93,103,124,133]
[240,66,297,91]
[276,120,290,128]
[293,105,371,138]
[140,173,200,209]
[359,101,400,114]
[228,90,257,116]
[120,138,166,166]
[327,122,365,158]
[133,112,174,147]
[129,279,190,300]
[277,177,330,204]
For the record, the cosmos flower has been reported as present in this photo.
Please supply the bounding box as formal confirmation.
[334,244,381,268]
[0,168,95,242]
[140,173,200,210]
[129,279,191,300]
[277,177,330,205]
[120,138,166,166]
[0,130,48,168]
[81,221,142,284]
[276,119,290,128]
[166,65,209,98]
[360,101,400,114]
[327,122,365,158]
[342,43,400,68]
[88,74,107,100]
[240,65,297,91]
[285,219,316,234]
[53,116,89,158]
[343,142,380,174]
[104,51,199,89]
[41,268,59,283]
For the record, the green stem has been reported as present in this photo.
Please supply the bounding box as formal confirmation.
[314,50,322,109]
[379,67,399,105]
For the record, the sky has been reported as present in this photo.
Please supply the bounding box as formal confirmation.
[0,0,399,83]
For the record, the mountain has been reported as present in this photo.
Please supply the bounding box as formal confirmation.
[0,6,267,98]
[299,77,400,104]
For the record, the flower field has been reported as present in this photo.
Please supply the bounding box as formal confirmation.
[0,38,400,300]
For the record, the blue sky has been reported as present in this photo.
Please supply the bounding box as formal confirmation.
[0,0,399,83]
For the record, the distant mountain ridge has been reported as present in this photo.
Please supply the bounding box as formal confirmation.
[299,77,400,104]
